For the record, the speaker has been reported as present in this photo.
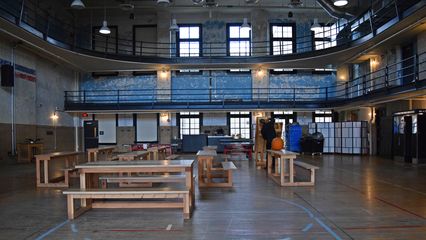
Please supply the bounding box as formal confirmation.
[1,64,14,87]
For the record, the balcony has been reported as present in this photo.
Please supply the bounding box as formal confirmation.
[65,52,426,111]
[0,0,424,70]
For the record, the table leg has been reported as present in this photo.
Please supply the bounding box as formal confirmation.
[36,159,41,186]
[197,158,203,185]
[289,158,294,183]
[185,167,195,210]
[206,158,212,183]
[267,153,272,175]
[280,158,285,186]
[44,160,49,184]
[80,172,87,207]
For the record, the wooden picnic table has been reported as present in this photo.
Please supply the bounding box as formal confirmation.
[75,160,195,211]
[87,146,116,162]
[267,149,300,186]
[35,151,82,187]
[116,151,150,161]
[196,150,235,187]
[147,146,169,160]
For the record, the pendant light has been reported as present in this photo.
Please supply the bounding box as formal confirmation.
[170,18,179,32]
[241,18,251,31]
[99,2,110,35]
[333,0,348,6]
[71,0,85,9]
[310,18,321,31]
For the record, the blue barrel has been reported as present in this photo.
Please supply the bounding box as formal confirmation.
[286,124,302,152]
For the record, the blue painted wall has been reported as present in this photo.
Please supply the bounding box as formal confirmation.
[80,73,156,103]
[171,71,252,102]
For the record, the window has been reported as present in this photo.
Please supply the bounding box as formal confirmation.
[313,110,333,123]
[227,24,251,56]
[177,69,201,75]
[270,23,295,55]
[228,68,251,73]
[312,24,337,50]
[178,112,201,139]
[228,112,251,139]
[177,25,201,57]
[270,68,297,74]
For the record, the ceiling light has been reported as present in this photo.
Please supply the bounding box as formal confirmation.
[157,0,170,7]
[99,20,111,34]
[170,19,179,32]
[241,18,251,31]
[310,18,321,31]
[333,0,348,6]
[192,0,204,4]
[71,0,85,9]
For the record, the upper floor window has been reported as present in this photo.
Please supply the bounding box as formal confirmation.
[270,23,295,55]
[227,24,251,56]
[313,110,333,123]
[177,25,201,57]
[312,24,337,50]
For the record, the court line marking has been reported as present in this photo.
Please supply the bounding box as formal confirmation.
[166,224,172,231]
[302,223,313,232]
[34,220,69,240]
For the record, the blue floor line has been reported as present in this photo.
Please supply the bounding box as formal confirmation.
[35,220,69,240]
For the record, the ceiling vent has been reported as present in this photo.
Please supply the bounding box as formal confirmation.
[119,3,135,11]
[288,0,303,8]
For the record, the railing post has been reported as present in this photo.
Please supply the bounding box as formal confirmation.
[18,0,25,25]
[83,90,86,103]
[117,90,120,104]
[325,87,328,101]
[293,88,296,103]
[140,41,143,56]
[345,82,349,99]
[363,76,367,95]
[414,54,419,83]
[385,66,389,88]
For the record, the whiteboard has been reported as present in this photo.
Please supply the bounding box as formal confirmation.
[136,113,158,142]
[96,114,116,143]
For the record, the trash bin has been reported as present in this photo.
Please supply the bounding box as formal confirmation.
[300,132,324,154]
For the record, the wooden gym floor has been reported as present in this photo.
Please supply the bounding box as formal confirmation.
[0,154,425,239]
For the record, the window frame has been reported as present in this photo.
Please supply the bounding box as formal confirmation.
[226,23,252,57]
[269,23,296,56]
[227,112,252,139]
[312,110,334,123]
[177,112,203,139]
[176,24,203,57]
[311,23,334,51]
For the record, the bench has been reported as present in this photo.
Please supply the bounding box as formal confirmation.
[293,161,319,186]
[99,174,186,188]
[62,168,79,187]
[165,154,180,160]
[206,162,237,187]
[63,187,190,220]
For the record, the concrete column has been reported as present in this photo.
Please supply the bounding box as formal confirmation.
[157,70,171,102]
[251,10,268,57]
[252,68,269,101]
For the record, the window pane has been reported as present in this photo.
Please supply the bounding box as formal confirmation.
[272,26,282,38]
[282,26,292,38]
[240,27,250,38]
[180,27,189,39]
[189,27,199,39]
[229,26,240,38]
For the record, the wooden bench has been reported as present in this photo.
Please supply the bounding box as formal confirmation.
[63,187,190,220]
[99,174,186,188]
[206,161,237,187]
[293,161,319,186]
[62,168,79,187]
[165,154,180,160]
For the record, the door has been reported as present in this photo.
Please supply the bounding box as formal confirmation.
[403,116,412,163]
[84,120,99,150]
[133,25,157,56]
[401,43,415,85]
[417,114,426,164]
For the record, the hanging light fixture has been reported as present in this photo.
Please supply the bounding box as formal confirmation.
[241,18,251,31]
[310,18,321,31]
[169,18,179,32]
[333,0,348,6]
[157,0,171,7]
[99,2,110,35]
[71,0,85,9]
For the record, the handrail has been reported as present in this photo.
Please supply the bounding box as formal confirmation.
[64,51,426,108]
[0,0,421,59]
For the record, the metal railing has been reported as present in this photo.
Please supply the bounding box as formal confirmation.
[0,0,421,59]
[64,52,426,109]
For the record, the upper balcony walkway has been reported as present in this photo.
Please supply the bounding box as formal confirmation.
[0,0,424,71]
[64,52,426,111]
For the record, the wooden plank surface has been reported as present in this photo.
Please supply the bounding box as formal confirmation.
[75,160,194,169]
[196,150,217,157]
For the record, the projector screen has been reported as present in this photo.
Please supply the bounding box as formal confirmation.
[136,113,158,142]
